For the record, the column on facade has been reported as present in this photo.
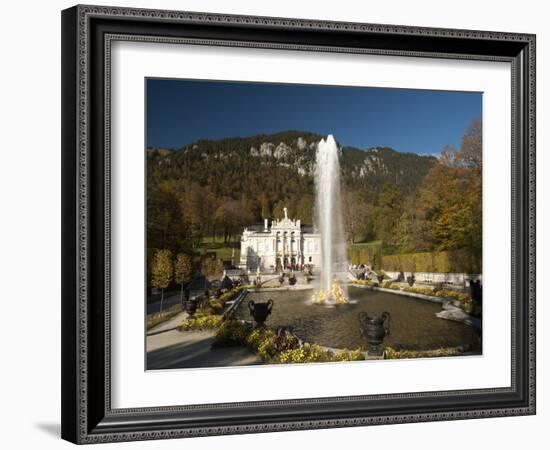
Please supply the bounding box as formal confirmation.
[275,237,278,271]
[297,233,304,267]
[281,233,285,269]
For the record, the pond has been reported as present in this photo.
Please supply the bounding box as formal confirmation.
[235,286,481,353]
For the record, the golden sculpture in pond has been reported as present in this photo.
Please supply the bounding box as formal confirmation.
[312,281,348,305]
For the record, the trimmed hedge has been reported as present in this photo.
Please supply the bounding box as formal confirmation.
[349,244,480,273]
[381,249,480,274]
[348,243,383,269]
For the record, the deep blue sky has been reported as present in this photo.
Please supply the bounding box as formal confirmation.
[146,78,482,155]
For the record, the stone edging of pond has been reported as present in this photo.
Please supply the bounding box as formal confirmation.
[223,289,249,318]
[248,285,315,292]
[352,284,482,330]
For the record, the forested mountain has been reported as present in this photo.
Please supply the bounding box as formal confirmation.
[147,130,436,199]
[147,123,481,266]
[147,131,436,246]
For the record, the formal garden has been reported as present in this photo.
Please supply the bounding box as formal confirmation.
[144,260,482,368]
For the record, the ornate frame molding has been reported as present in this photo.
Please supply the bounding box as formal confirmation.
[61,4,536,444]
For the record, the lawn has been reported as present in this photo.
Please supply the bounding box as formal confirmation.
[193,236,241,263]
[146,304,182,330]
[350,240,383,249]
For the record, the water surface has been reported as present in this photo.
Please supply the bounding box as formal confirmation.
[236,286,481,352]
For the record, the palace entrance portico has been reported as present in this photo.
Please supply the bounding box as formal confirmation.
[239,207,321,272]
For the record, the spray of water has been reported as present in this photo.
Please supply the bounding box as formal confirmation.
[312,135,349,305]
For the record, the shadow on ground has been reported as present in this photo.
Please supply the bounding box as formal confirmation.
[35,422,60,438]
[146,331,262,370]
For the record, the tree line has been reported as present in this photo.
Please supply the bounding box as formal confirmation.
[150,250,226,314]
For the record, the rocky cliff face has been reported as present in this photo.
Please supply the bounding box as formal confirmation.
[147,130,437,194]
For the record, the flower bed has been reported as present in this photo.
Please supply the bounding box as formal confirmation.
[383,281,401,290]
[278,345,364,364]
[180,313,223,331]
[384,346,463,359]
[350,279,374,287]
[402,286,436,296]
[213,320,365,363]
[179,315,366,364]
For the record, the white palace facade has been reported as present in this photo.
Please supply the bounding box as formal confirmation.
[239,208,321,272]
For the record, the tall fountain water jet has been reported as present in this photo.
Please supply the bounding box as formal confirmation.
[312,135,349,305]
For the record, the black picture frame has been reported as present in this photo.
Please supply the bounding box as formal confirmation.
[61,4,536,444]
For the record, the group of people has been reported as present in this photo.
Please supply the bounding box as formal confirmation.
[275,263,303,272]
[278,272,297,286]
[352,264,374,281]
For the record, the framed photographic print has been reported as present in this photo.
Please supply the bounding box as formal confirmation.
[61,4,536,444]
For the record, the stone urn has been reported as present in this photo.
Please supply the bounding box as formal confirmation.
[469,279,482,304]
[359,311,391,356]
[184,298,198,318]
[248,299,273,326]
